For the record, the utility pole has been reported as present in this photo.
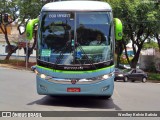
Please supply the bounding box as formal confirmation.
[26,40,28,70]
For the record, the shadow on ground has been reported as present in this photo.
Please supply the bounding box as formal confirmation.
[27,96,121,110]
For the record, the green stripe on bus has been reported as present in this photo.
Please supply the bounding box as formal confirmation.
[37,65,114,74]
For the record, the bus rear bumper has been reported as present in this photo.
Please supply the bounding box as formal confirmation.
[36,75,114,97]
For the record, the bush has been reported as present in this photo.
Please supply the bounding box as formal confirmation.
[144,62,157,72]
[120,56,133,64]
[148,73,160,81]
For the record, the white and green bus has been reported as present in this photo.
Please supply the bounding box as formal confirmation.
[26,0,122,99]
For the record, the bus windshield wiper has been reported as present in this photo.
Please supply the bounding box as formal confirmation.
[75,42,97,70]
[54,40,96,70]
[55,40,72,65]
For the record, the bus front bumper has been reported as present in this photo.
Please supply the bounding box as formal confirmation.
[36,75,114,97]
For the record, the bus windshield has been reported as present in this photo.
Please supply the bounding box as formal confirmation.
[38,11,113,69]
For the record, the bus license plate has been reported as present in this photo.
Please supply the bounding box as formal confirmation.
[67,88,81,92]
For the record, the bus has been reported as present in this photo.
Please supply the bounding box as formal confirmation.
[26,0,122,99]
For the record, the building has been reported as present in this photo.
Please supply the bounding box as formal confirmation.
[139,48,160,72]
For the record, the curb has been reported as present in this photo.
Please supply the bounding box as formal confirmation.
[147,80,160,83]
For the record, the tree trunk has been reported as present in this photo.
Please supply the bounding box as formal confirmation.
[2,25,18,60]
[130,47,142,68]
[115,41,123,67]
[155,33,160,52]
[0,12,17,61]
[122,39,131,66]
[5,46,18,60]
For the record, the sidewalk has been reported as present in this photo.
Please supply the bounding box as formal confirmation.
[0,63,31,70]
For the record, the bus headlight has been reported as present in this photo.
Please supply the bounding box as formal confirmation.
[102,73,114,79]
[39,73,53,80]
[103,75,110,79]
[40,74,46,79]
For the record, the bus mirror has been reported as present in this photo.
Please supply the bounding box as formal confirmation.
[18,25,25,35]
[26,18,39,41]
[114,18,123,41]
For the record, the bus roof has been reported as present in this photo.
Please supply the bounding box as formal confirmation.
[42,1,112,12]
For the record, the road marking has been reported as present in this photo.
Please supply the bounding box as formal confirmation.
[114,89,121,98]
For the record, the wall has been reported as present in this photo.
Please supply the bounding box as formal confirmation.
[139,49,160,72]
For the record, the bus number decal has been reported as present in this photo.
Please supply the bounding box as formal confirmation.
[48,14,70,18]
[41,49,51,57]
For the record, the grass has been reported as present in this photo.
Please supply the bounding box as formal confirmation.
[148,72,160,81]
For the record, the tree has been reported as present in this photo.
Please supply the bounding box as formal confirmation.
[17,0,43,62]
[0,0,19,60]
[155,34,160,51]
[17,0,54,62]
[154,2,160,51]
[106,0,160,68]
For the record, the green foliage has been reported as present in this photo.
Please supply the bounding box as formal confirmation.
[17,0,55,20]
[0,0,18,14]
[148,73,160,81]
[145,61,157,72]
[17,0,44,20]
[0,0,18,23]
[143,41,159,49]
[120,56,133,64]
[105,0,160,68]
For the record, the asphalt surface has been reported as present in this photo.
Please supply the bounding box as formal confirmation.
[0,66,160,119]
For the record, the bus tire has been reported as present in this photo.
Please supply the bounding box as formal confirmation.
[99,96,111,100]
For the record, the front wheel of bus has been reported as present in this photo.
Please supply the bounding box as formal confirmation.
[99,96,111,100]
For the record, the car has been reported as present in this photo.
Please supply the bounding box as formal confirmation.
[119,64,131,69]
[114,68,125,82]
[124,68,148,83]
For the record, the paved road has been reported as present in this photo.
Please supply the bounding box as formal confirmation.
[0,67,160,119]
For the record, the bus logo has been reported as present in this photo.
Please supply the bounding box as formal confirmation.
[64,66,83,70]
[71,80,77,84]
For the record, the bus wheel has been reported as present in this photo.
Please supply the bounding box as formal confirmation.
[99,96,111,100]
